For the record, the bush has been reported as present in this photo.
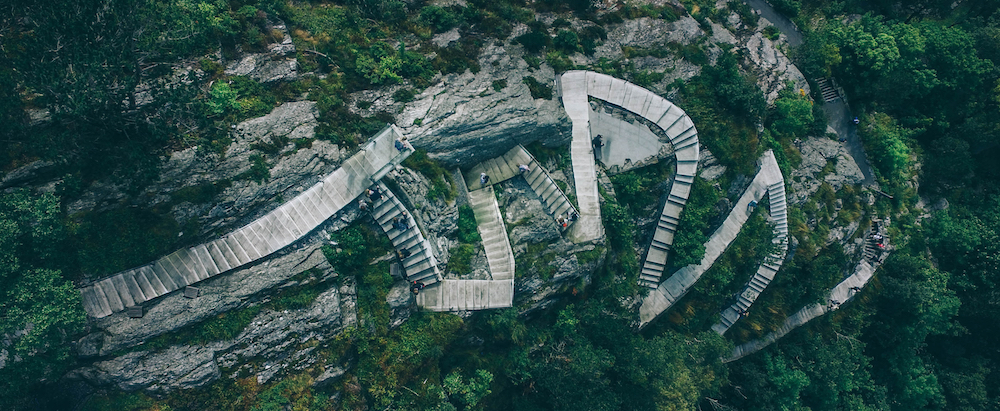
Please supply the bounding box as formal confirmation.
[392,88,416,103]
[545,51,574,73]
[492,79,508,92]
[238,154,271,184]
[419,6,458,33]
[449,244,475,275]
[457,204,481,243]
[516,31,551,54]
[522,76,553,99]
[554,30,580,53]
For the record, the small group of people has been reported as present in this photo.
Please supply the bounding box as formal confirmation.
[555,212,579,228]
[410,280,425,295]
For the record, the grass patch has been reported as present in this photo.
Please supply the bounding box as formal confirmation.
[522,76,553,99]
[609,161,674,214]
[516,242,558,279]
[237,154,271,184]
[576,246,606,266]
[456,204,481,243]
[402,149,456,202]
[448,244,475,276]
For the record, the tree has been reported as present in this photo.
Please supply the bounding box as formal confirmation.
[0,191,85,409]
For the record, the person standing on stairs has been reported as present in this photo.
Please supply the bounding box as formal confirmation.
[399,211,410,229]
[395,136,410,152]
[410,281,425,295]
[480,172,490,185]
[518,164,531,173]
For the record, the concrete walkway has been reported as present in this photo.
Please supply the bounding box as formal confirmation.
[726,259,876,362]
[744,0,803,47]
[712,176,789,335]
[416,184,514,311]
[639,151,782,328]
[560,71,605,243]
[79,126,413,319]
[370,182,441,286]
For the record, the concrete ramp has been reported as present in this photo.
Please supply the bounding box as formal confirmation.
[79,125,412,319]
[638,151,782,328]
[712,167,789,335]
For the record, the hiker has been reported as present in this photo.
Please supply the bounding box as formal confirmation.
[394,138,405,151]
[367,187,382,201]
[592,135,604,149]
[392,217,404,231]
[556,215,567,227]
[359,199,370,212]
[399,211,410,229]
[399,248,412,258]
[480,172,490,185]
[519,164,530,173]
[569,211,579,222]
[853,117,860,125]
[410,281,425,295]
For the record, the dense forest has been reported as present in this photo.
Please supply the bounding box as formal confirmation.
[2,0,1000,409]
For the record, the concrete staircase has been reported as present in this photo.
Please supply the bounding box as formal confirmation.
[464,145,578,228]
[416,184,515,311]
[816,78,840,102]
[560,70,702,286]
[712,179,789,335]
[560,71,605,243]
[727,259,878,362]
[79,125,413,319]
[369,182,441,286]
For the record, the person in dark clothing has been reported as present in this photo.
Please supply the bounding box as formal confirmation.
[480,172,490,185]
[400,248,412,258]
[410,281,425,294]
[592,135,604,149]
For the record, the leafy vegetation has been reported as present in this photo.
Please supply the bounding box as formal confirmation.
[402,149,457,202]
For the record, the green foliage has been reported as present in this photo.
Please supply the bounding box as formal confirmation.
[393,87,416,103]
[522,76,553,99]
[491,79,507,92]
[516,30,551,54]
[770,0,802,16]
[859,112,913,182]
[444,369,493,409]
[238,154,271,184]
[448,244,475,275]
[553,30,580,53]
[420,6,459,33]
[545,51,575,73]
[456,204,482,243]
[609,161,673,213]
[670,177,720,268]
[402,149,456,202]
[0,191,85,409]
[516,242,558,279]
[770,94,815,138]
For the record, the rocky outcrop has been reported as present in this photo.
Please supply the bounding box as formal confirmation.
[744,30,810,103]
[397,43,571,167]
[224,20,299,83]
[788,137,864,204]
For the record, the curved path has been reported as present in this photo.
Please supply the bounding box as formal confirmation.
[639,151,783,328]
[712,178,789,335]
[80,126,412,318]
[559,71,701,286]
[726,259,876,362]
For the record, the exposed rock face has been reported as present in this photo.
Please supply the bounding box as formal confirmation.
[67,233,360,392]
[788,137,864,204]
[397,43,571,167]
[225,20,299,83]
[744,30,810,103]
